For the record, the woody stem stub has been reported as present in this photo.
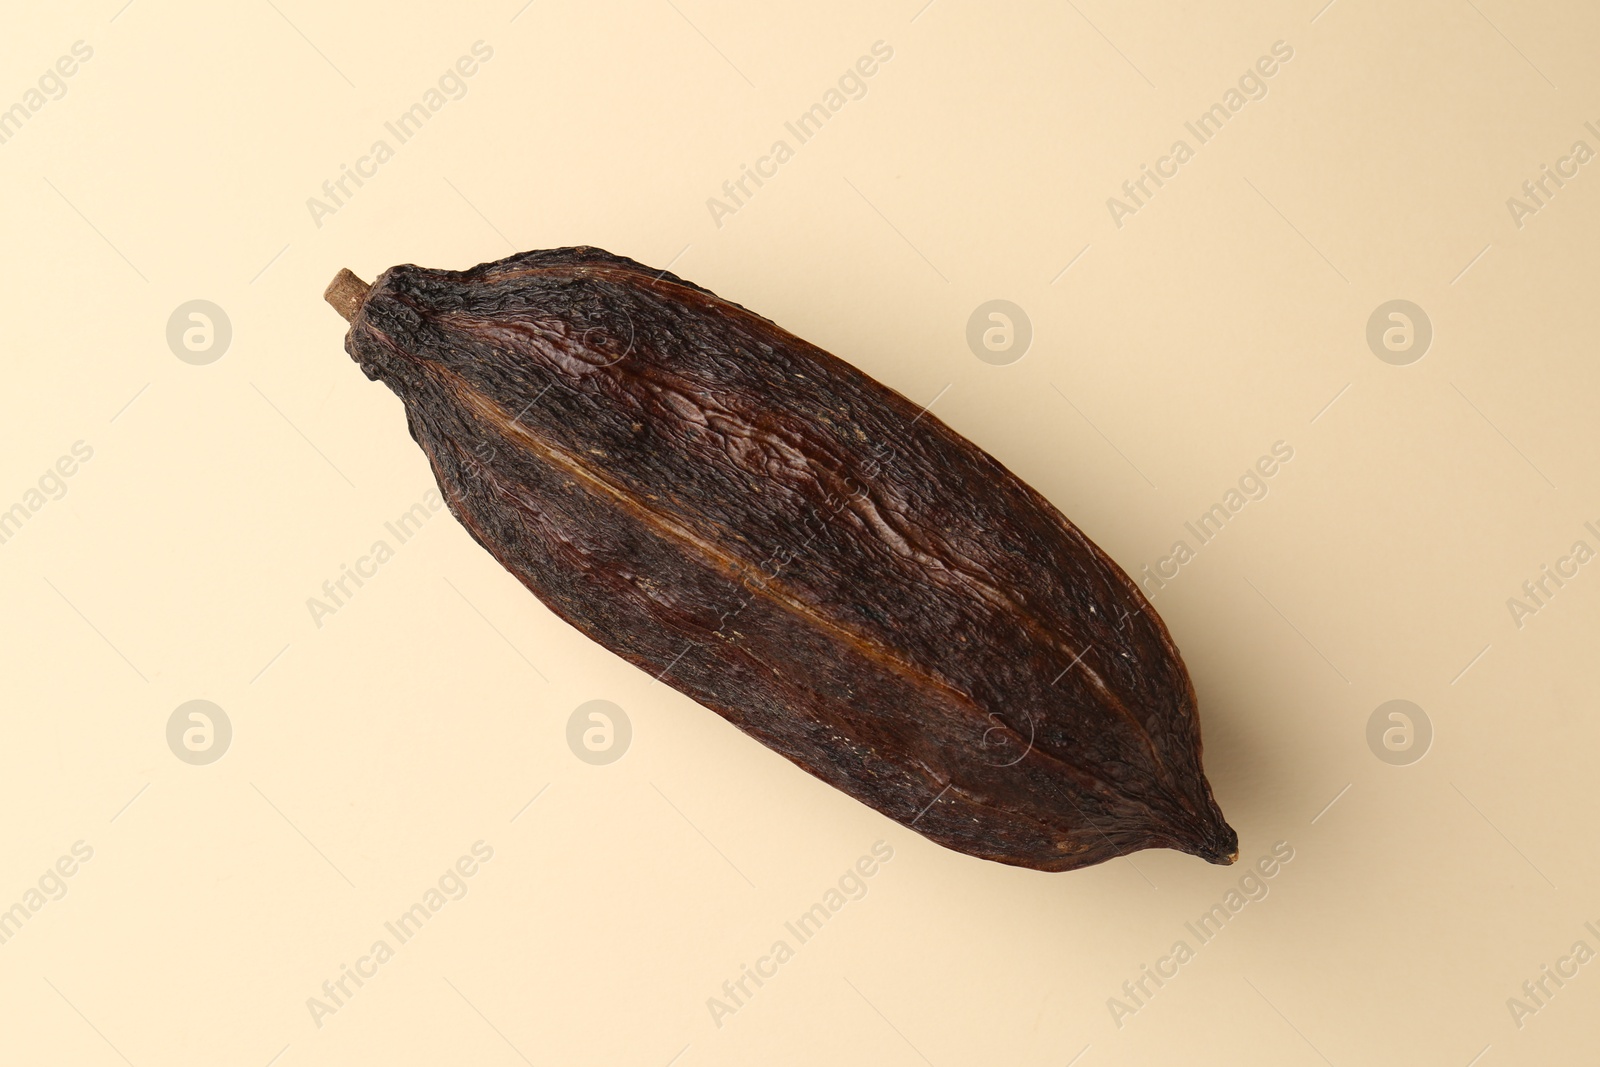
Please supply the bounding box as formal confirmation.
[325,269,371,322]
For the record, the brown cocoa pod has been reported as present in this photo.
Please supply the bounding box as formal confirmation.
[325,248,1236,872]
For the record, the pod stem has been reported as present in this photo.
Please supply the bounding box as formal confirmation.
[324,268,371,322]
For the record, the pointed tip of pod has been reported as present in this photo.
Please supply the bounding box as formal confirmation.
[1182,816,1239,866]
[325,268,371,323]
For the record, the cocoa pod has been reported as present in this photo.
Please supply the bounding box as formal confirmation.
[325,248,1236,871]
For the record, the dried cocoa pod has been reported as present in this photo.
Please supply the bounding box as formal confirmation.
[325,248,1236,872]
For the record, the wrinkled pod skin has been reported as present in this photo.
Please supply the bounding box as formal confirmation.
[326,247,1237,872]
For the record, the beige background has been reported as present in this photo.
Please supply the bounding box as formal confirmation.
[2,0,1596,1063]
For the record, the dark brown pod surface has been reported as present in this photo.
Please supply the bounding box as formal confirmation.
[329,247,1236,872]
